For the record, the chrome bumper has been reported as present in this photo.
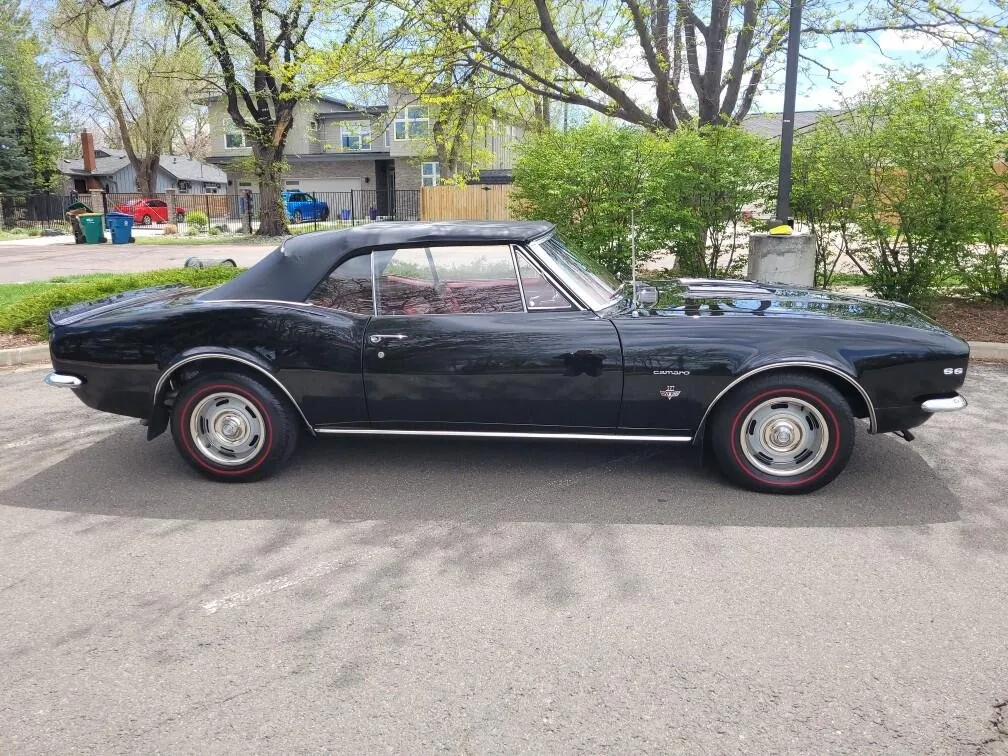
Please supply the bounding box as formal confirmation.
[921,394,967,413]
[43,372,83,388]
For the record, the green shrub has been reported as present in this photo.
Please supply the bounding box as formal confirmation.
[511,120,775,280]
[796,71,1007,309]
[0,267,242,339]
[186,210,209,232]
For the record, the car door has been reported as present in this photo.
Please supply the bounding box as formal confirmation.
[362,244,623,430]
[148,200,168,223]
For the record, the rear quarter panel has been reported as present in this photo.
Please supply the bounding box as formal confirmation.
[50,299,368,425]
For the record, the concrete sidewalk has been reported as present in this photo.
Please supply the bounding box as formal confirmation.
[0,237,274,282]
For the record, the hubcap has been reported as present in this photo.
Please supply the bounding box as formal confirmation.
[189,391,266,466]
[739,396,829,477]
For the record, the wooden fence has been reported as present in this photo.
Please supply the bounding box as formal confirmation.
[420,185,513,221]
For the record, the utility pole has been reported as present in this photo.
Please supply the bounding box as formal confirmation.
[776,0,804,225]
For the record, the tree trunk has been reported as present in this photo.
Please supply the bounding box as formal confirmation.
[253,143,288,237]
[136,155,160,196]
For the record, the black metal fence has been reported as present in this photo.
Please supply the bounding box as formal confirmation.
[0,193,79,232]
[1,189,422,236]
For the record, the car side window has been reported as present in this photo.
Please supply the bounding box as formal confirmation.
[516,250,574,311]
[149,200,167,208]
[375,245,523,315]
[307,254,374,315]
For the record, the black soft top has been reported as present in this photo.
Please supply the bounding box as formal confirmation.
[203,221,556,302]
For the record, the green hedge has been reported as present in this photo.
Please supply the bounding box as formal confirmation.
[0,267,242,340]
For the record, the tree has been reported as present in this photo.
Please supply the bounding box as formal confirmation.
[423,0,1008,130]
[323,0,540,184]
[511,120,775,279]
[0,0,65,192]
[52,0,208,196]
[791,119,864,288]
[164,0,374,235]
[819,71,1007,308]
[0,101,33,193]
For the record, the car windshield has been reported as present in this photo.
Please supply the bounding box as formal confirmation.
[531,234,621,310]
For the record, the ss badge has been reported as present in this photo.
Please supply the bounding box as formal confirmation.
[943,367,964,375]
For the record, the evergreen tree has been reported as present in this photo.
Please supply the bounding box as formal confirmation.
[0,0,64,192]
[0,102,33,193]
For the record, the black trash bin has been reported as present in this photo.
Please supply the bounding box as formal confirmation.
[65,201,93,245]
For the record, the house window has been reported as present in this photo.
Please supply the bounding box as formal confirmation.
[421,161,440,187]
[340,120,371,151]
[223,119,249,149]
[394,106,430,140]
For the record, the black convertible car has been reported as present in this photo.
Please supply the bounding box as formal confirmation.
[45,221,969,493]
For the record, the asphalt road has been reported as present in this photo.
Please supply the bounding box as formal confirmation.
[1,364,1006,753]
[0,237,272,283]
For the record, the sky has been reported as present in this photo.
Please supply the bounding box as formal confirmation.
[753,28,952,113]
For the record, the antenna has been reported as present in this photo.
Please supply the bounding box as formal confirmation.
[630,205,638,310]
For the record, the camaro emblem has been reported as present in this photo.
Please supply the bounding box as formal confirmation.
[659,385,681,400]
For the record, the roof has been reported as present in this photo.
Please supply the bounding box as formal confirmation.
[59,152,226,184]
[741,109,844,140]
[205,221,555,302]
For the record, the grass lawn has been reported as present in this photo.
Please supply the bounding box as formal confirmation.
[0,267,243,342]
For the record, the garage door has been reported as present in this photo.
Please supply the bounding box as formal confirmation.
[290,178,362,194]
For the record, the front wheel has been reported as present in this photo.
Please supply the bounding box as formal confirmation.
[170,372,299,481]
[710,373,855,494]
[141,214,152,225]
[292,210,303,223]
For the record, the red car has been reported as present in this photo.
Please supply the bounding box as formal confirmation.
[113,198,186,225]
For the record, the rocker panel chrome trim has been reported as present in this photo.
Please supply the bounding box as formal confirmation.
[314,428,692,443]
[697,361,878,434]
[151,353,315,435]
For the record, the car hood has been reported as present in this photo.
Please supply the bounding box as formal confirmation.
[630,278,948,332]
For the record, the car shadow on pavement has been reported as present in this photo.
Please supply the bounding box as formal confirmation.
[1,425,959,527]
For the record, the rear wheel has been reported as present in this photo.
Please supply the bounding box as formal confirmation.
[292,210,303,223]
[710,373,855,494]
[170,372,299,481]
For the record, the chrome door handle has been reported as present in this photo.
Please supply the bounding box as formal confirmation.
[369,333,408,344]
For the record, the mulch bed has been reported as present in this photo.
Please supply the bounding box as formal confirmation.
[0,333,42,349]
[930,297,1008,343]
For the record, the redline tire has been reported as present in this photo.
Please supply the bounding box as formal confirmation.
[710,373,855,494]
[170,372,299,482]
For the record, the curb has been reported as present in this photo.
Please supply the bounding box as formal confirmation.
[0,344,49,368]
[3,341,1008,370]
[968,341,1008,361]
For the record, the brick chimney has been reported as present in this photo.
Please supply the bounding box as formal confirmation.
[81,130,96,173]
[79,130,102,191]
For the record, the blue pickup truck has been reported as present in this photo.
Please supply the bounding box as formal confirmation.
[282,191,330,223]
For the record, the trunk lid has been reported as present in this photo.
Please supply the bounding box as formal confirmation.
[48,285,192,328]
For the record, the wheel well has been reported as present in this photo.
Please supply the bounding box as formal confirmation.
[700,365,872,440]
[147,356,313,439]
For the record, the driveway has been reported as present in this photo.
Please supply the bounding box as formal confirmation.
[0,364,1006,752]
[0,236,272,283]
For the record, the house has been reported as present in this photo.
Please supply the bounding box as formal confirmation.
[740,109,844,140]
[59,132,227,195]
[204,88,523,215]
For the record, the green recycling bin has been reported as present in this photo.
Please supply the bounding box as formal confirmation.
[77,213,106,244]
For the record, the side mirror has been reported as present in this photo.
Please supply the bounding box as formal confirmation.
[636,285,659,306]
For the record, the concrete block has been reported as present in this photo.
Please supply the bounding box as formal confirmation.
[748,232,816,288]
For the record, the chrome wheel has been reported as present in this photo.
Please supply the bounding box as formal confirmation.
[188,391,266,466]
[739,396,829,477]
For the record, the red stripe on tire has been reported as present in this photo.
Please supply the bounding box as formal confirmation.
[178,383,274,476]
[728,387,842,488]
